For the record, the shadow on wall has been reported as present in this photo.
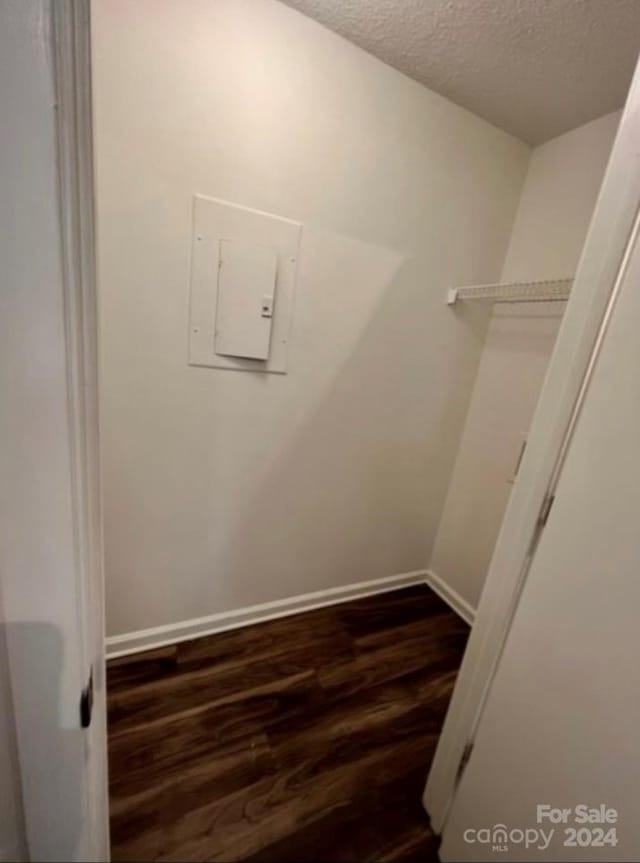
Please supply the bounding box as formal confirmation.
[205,226,491,609]
[1,622,85,862]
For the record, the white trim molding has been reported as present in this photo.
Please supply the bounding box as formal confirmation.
[106,570,429,658]
[424,571,476,627]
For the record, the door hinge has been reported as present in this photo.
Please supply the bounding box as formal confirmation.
[527,491,557,556]
[80,667,93,729]
[455,741,474,785]
[538,492,555,527]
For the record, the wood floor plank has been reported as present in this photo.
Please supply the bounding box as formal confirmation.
[317,629,464,701]
[242,766,440,863]
[335,586,452,638]
[114,731,438,862]
[107,646,178,690]
[175,610,353,672]
[109,658,321,733]
[108,585,469,862]
[110,734,277,854]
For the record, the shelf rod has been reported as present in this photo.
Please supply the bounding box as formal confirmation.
[447,277,573,306]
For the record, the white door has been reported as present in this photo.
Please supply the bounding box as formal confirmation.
[0,2,108,860]
[425,55,640,833]
[440,209,640,860]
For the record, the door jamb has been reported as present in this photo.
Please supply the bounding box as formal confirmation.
[52,0,110,858]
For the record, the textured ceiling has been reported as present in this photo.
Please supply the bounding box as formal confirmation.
[281,0,640,144]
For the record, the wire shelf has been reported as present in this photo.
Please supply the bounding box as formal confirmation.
[447,277,573,306]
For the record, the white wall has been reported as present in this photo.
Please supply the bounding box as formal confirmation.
[441,165,640,863]
[430,111,620,609]
[93,0,528,636]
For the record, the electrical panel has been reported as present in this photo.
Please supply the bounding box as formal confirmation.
[189,195,301,374]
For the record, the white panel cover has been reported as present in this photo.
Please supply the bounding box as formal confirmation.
[215,239,277,360]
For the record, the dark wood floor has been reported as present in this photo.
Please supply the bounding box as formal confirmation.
[107,585,469,862]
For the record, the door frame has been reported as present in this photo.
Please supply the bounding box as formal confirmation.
[424,55,640,832]
[0,0,109,860]
[6,2,640,857]
[2,0,108,859]
[52,1,110,858]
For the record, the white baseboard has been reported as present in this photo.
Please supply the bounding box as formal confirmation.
[424,570,476,626]
[105,569,429,659]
